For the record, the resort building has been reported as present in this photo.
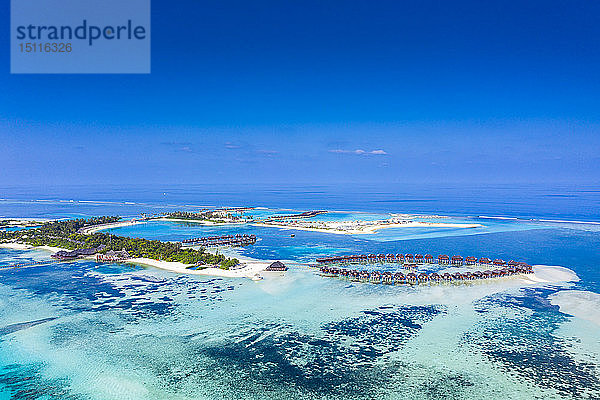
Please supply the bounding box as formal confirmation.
[265,261,288,271]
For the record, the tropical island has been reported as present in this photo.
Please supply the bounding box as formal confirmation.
[161,209,254,224]
[0,216,240,269]
[252,214,483,235]
[156,208,483,235]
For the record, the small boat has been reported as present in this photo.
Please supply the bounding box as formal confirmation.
[251,274,263,281]
[290,234,295,237]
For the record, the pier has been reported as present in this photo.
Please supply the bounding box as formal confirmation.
[181,234,257,247]
[0,259,65,270]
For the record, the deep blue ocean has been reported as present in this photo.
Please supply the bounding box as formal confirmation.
[0,184,598,399]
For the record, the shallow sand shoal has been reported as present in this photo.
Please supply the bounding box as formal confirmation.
[522,265,580,284]
[549,290,600,326]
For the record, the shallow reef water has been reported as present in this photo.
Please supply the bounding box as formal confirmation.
[0,188,599,399]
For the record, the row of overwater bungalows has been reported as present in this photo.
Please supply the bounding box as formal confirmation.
[316,253,516,267]
[319,263,533,285]
[181,234,257,247]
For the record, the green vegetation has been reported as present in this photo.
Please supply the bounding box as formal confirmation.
[0,216,239,269]
[163,210,253,223]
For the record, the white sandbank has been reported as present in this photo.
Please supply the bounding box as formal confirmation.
[549,290,600,326]
[78,220,146,234]
[522,265,580,285]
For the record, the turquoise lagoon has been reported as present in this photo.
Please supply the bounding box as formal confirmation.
[0,184,599,399]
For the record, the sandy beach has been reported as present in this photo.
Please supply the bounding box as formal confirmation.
[126,257,270,279]
[78,219,146,234]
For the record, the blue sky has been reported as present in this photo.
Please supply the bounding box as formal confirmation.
[1,0,599,185]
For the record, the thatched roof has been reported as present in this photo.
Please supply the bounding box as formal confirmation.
[266,261,287,271]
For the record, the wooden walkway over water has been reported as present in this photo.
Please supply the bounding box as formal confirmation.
[0,260,60,270]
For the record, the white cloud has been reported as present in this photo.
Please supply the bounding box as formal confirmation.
[329,149,387,155]
[257,149,278,155]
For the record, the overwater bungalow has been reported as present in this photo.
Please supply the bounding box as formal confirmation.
[349,270,360,280]
[370,271,382,283]
[368,254,377,262]
[403,263,417,271]
[97,250,130,263]
[52,250,79,260]
[406,272,417,284]
[386,254,395,262]
[438,254,450,265]
[405,254,414,263]
[360,271,370,282]
[465,256,477,265]
[396,254,404,263]
[394,272,406,284]
[451,255,464,265]
[415,254,424,264]
[515,264,533,274]
[424,254,434,264]
[429,272,441,282]
[53,247,99,260]
[472,271,483,279]
[377,254,386,261]
[382,272,393,284]
[418,273,429,283]
[463,271,474,280]
[442,272,453,282]
[339,268,350,277]
[330,267,340,276]
[452,272,464,281]
[491,269,501,278]
[493,259,506,267]
[483,270,493,279]
[478,257,492,266]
